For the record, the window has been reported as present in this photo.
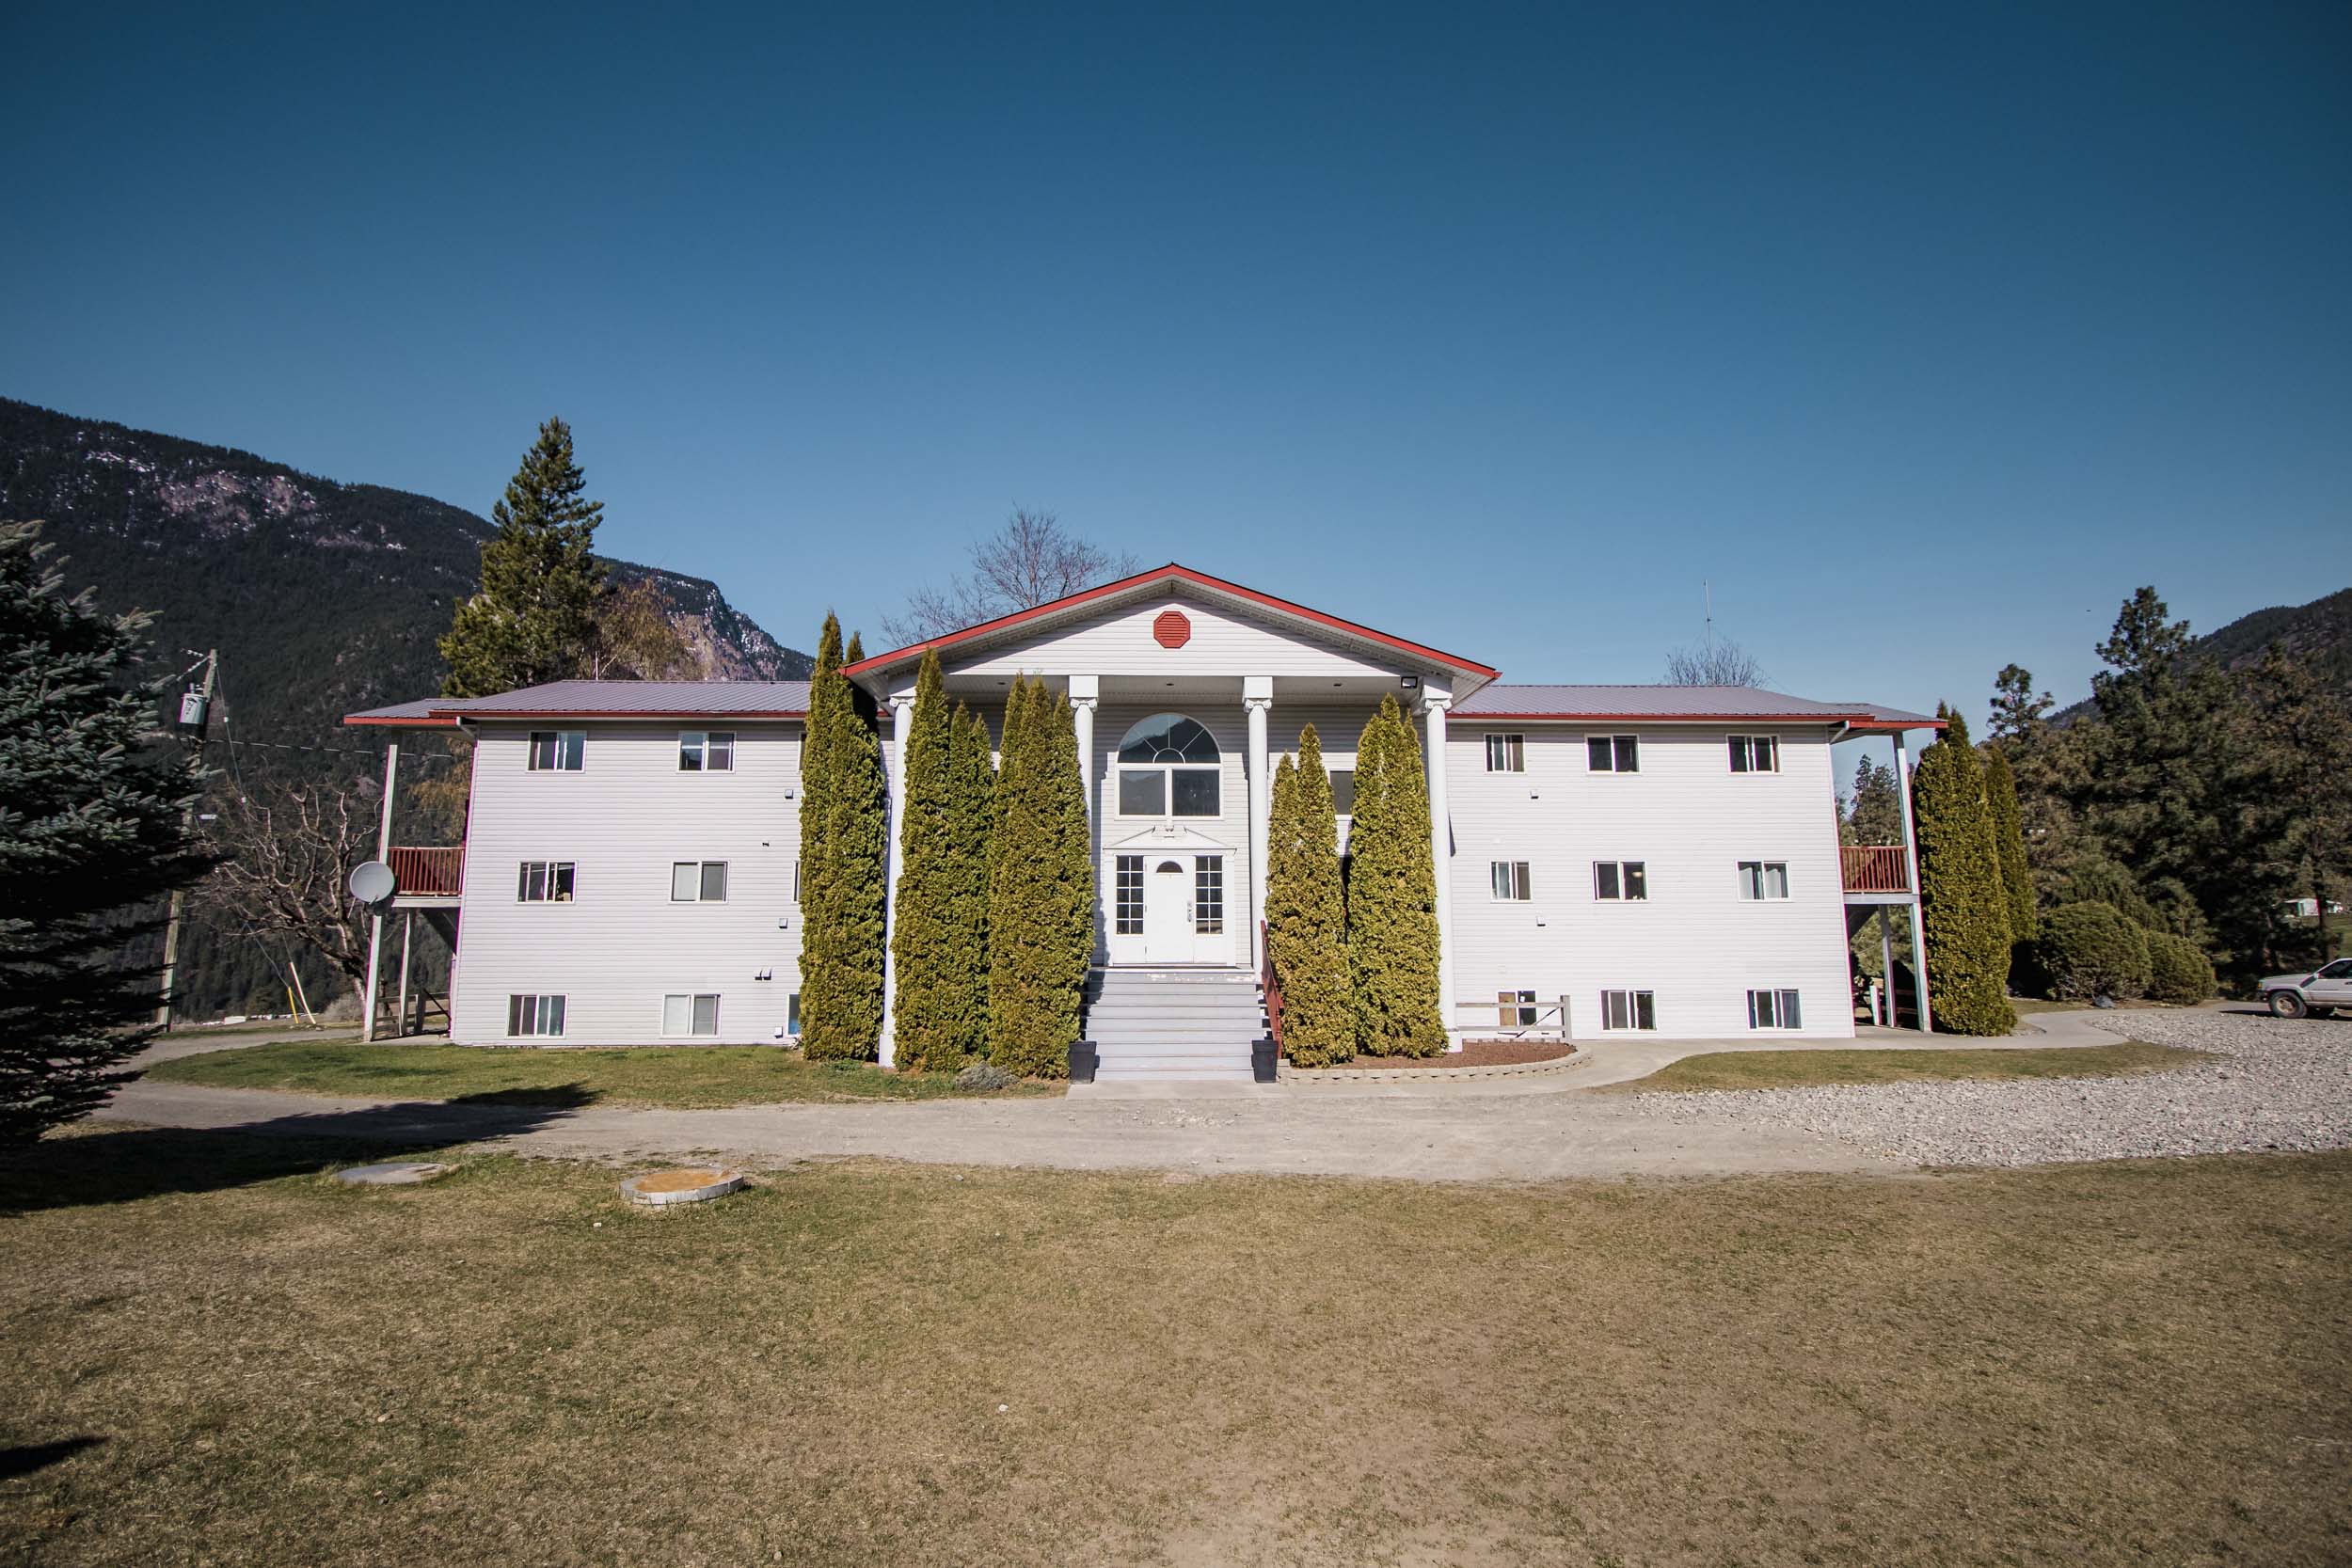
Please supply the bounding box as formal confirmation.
[528,731,584,771]
[671,861,729,902]
[679,731,736,771]
[1748,989,1803,1030]
[1729,735,1779,773]
[516,861,576,903]
[791,861,801,903]
[1738,861,1790,901]
[1498,990,1538,1027]
[1587,735,1639,772]
[1114,856,1144,935]
[1490,861,1532,900]
[2320,958,2352,979]
[1593,861,1647,900]
[787,992,802,1037]
[1328,768,1357,816]
[1195,856,1225,934]
[507,993,565,1037]
[663,993,721,1036]
[1485,734,1524,772]
[1601,990,1656,1031]
[1117,713,1221,817]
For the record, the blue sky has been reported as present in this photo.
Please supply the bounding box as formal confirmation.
[4,1,2345,725]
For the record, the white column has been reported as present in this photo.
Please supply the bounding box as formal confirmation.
[1069,675,1099,822]
[1422,695,1456,1047]
[360,741,398,1043]
[1244,676,1273,969]
[1893,730,1932,1033]
[877,693,915,1066]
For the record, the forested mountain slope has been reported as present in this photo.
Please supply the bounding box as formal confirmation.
[2053,586,2350,724]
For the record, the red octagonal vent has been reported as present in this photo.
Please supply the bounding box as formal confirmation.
[1152,609,1192,649]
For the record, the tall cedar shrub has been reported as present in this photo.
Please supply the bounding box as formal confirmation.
[1265,725,1354,1066]
[1,521,212,1143]
[440,417,609,698]
[2034,901,2153,1001]
[887,650,967,1069]
[2144,928,2217,1005]
[799,615,888,1059]
[986,679,1091,1075]
[938,702,996,1061]
[1345,695,1445,1056]
[1981,746,2038,942]
[1912,707,2015,1035]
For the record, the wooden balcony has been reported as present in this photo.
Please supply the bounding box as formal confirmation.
[1841,845,1910,895]
[389,846,464,898]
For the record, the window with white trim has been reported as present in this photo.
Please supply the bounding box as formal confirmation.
[1195,856,1225,934]
[1601,990,1656,1031]
[516,861,576,902]
[1738,861,1790,901]
[679,731,736,771]
[787,992,802,1037]
[1498,990,1538,1027]
[507,993,565,1037]
[527,731,584,771]
[1490,861,1532,900]
[1328,768,1356,816]
[1748,989,1803,1030]
[1116,714,1221,817]
[1593,861,1647,900]
[663,992,721,1036]
[1728,735,1779,773]
[1485,734,1524,772]
[1114,855,1144,935]
[671,861,729,902]
[1586,735,1639,772]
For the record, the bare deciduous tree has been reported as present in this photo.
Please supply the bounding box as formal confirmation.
[884,510,1138,644]
[586,578,700,680]
[197,781,379,988]
[1664,638,1767,688]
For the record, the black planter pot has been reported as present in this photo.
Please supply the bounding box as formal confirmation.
[1068,1041,1098,1084]
[1250,1038,1278,1084]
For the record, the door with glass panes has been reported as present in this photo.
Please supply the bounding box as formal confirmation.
[1108,850,1227,964]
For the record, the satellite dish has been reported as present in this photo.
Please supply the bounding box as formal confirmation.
[349,861,397,908]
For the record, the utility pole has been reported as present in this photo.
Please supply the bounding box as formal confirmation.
[156,649,218,1030]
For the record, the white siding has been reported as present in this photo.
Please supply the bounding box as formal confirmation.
[451,721,803,1046]
[1442,724,1855,1039]
[948,596,1405,681]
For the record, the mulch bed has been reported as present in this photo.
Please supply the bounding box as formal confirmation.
[1317,1038,1578,1070]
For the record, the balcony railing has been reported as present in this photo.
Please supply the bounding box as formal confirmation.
[1841,845,1910,895]
[389,846,464,897]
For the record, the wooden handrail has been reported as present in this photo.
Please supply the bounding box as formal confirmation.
[1841,845,1909,894]
[388,846,464,897]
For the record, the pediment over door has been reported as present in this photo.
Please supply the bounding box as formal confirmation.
[1104,823,1232,854]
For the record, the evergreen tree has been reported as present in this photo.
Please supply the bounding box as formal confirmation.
[1981,745,2038,942]
[1265,725,1354,1067]
[1840,757,1903,847]
[887,650,963,1069]
[987,679,1091,1075]
[1987,663,2053,750]
[799,615,887,1059]
[439,418,609,698]
[938,702,996,1061]
[1,521,211,1143]
[1912,707,2013,1035]
[1345,695,1445,1056]
[2240,647,2352,964]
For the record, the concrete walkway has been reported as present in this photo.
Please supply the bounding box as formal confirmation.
[94,1012,2142,1182]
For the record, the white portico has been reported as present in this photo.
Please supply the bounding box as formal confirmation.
[845,564,1492,1066]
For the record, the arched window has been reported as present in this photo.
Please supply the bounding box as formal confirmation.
[1117,713,1221,817]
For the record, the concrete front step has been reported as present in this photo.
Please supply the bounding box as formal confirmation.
[1095,1065,1256,1081]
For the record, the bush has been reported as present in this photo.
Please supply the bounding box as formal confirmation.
[2035,901,2153,1002]
[2144,930,2217,1006]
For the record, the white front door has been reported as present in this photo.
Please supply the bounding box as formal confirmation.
[1142,857,1195,962]
[1105,842,1230,966]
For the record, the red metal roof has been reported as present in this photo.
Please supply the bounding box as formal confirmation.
[343,680,810,727]
[1452,685,1941,729]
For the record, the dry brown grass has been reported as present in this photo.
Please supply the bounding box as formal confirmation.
[3,1130,2347,1566]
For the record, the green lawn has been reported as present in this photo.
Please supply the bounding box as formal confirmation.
[2,1132,2345,1566]
[145,1040,1061,1107]
[1605,1037,2207,1094]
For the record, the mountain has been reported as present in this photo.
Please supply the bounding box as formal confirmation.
[2052,586,2352,724]
[0,395,811,1015]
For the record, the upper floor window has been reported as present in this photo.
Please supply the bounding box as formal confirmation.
[1738,861,1790,901]
[679,731,735,771]
[1485,734,1524,772]
[1594,861,1647,900]
[1117,713,1220,817]
[1490,861,1532,900]
[1729,735,1779,773]
[528,731,584,771]
[671,861,729,902]
[516,861,576,902]
[1587,735,1639,773]
[1748,988,1803,1030]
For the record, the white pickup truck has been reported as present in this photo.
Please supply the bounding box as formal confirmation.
[2259,957,2352,1018]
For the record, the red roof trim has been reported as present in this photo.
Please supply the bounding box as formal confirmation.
[1459,711,1946,728]
[840,562,1499,679]
[423,708,806,721]
[342,713,462,728]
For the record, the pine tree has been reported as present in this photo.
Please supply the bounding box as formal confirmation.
[939,702,996,1061]
[985,680,1091,1075]
[1980,745,2038,942]
[1345,695,1445,1056]
[1,521,211,1144]
[887,649,961,1069]
[799,615,887,1059]
[439,418,609,698]
[1840,757,1903,847]
[1264,724,1354,1066]
[1912,707,2014,1035]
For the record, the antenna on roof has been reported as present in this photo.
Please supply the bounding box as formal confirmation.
[1704,580,1714,664]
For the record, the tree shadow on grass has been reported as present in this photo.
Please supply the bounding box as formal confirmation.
[0,1435,104,1479]
[0,1086,598,1216]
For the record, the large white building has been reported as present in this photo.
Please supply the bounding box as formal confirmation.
[348,564,1936,1077]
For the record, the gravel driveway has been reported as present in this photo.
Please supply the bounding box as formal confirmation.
[1626,1008,2352,1166]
